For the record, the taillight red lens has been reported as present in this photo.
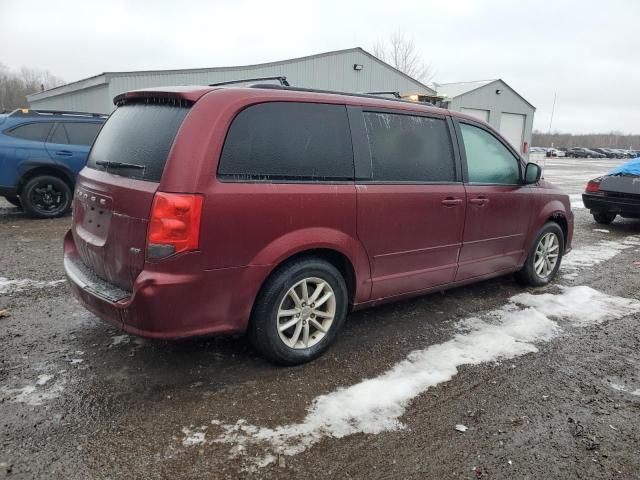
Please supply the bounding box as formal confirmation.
[585,178,601,193]
[147,192,203,259]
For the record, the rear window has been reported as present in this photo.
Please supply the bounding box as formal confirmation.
[218,102,354,181]
[87,103,189,182]
[64,122,103,146]
[49,122,102,146]
[6,122,53,141]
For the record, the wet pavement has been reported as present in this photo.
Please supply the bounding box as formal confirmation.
[1,158,639,479]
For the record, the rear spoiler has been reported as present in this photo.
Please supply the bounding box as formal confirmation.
[114,87,213,106]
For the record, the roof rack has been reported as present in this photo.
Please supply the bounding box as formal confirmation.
[363,91,401,99]
[10,108,108,119]
[247,84,425,106]
[208,76,290,87]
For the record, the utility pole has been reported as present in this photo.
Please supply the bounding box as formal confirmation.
[548,92,557,135]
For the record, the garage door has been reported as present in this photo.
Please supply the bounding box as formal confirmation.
[460,107,489,123]
[499,113,525,153]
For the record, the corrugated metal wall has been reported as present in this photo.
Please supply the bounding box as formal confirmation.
[449,80,535,154]
[108,50,430,111]
[29,84,111,113]
[31,50,432,113]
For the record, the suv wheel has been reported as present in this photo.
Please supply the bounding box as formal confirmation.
[593,211,616,225]
[248,257,348,365]
[3,196,22,208]
[21,175,72,219]
[516,222,564,287]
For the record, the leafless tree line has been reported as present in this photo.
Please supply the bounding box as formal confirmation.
[0,64,64,112]
[533,131,640,149]
[374,31,434,82]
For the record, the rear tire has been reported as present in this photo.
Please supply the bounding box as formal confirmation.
[516,222,564,287]
[593,212,616,225]
[3,196,21,208]
[248,257,348,365]
[21,175,72,219]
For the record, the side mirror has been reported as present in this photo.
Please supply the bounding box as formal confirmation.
[524,162,542,184]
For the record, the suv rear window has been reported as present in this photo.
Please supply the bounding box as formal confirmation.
[87,103,189,182]
[218,102,354,181]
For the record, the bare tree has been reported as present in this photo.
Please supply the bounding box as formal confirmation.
[373,31,433,82]
[0,64,64,112]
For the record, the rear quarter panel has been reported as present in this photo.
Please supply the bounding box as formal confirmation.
[159,89,372,304]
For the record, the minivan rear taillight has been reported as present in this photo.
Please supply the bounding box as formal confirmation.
[147,192,203,259]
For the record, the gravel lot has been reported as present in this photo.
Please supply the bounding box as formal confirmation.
[1,158,639,479]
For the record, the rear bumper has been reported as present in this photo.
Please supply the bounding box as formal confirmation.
[63,230,270,339]
[582,193,640,216]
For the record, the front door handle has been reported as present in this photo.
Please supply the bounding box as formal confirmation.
[55,150,73,156]
[441,197,463,207]
[469,197,490,206]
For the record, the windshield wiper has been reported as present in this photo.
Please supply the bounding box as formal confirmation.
[95,160,145,169]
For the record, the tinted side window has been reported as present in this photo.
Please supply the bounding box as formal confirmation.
[7,122,52,141]
[218,102,353,180]
[363,112,455,182]
[49,123,69,144]
[460,123,520,184]
[64,122,102,146]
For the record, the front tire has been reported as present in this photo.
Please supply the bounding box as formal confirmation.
[3,196,21,208]
[248,257,348,365]
[593,212,616,225]
[516,222,564,287]
[21,175,72,219]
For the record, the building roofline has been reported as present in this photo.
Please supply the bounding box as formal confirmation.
[28,47,434,101]
[437,78,536,110]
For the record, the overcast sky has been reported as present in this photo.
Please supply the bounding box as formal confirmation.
[1,0,639,134]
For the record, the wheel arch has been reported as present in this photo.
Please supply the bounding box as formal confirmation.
[17,164,76,195]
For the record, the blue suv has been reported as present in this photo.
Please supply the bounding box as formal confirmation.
[0,109,106,218]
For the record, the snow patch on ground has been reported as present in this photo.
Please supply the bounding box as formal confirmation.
[563,235,640,271]
[593,229,610,233]
[569,194,584,209]
[1,374,66,406]
[204,286,640,467]
[611,383,640,396]
[111,335,131,346]
[182,427,207,446]
[0,277,65,295]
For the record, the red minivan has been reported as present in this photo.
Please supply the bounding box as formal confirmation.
[64,85,573,364]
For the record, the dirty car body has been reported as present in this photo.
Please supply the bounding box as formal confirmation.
[63,85,574,363]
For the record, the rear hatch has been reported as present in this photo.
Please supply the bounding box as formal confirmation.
[72,98,191,291]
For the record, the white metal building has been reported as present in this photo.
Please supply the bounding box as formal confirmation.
[27,48,435,114]
[27,50,535,155]
[434,79,535,154]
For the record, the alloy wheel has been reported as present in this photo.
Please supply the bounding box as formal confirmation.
[29,182,66,215]
[534,232,560,278]
[277,277,336,349]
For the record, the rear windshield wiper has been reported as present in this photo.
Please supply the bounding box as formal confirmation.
[95,160,145,169]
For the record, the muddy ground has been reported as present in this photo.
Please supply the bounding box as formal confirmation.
[1,158,639,479]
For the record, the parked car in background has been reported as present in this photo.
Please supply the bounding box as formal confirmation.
[566,147,606,158]
[611,148,630,158]
[546,148,565,157]
[529,147,546,154]
[64,84,574,364]
[583,158,640,225]
[0,109,106,218]
[592,148,618,158]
